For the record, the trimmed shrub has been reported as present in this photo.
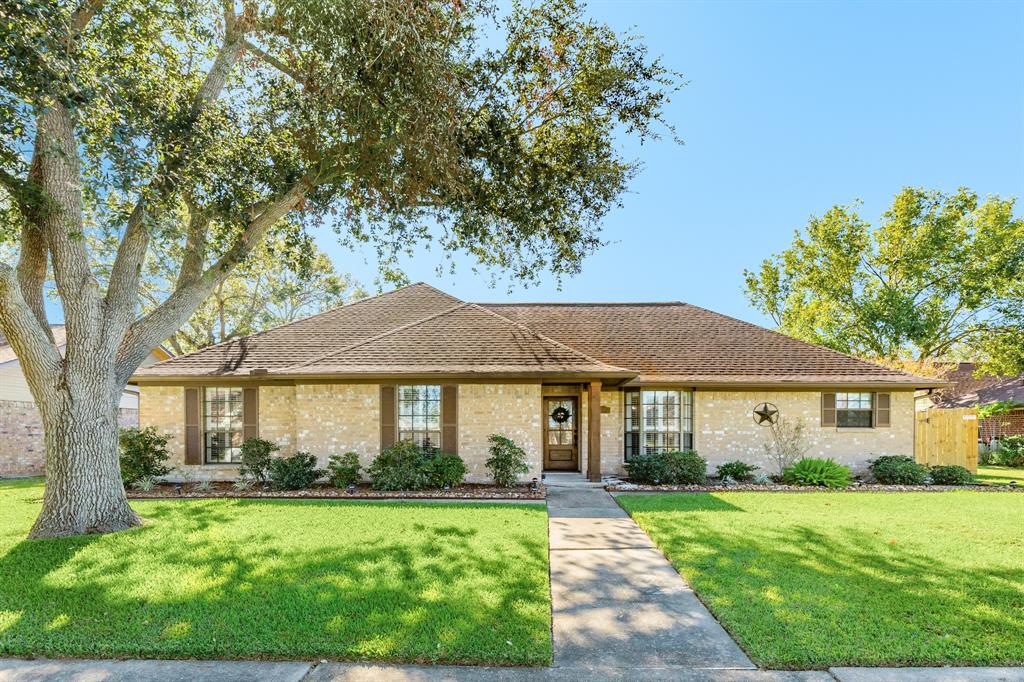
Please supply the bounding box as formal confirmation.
[929,465,974,486]
[327,452,362,488]
[994,435,1024,468]
[268,452,323,490]
[423,452,467,488]
[119,427,171,486]
[625,450,707,485]
[869,455,928,485]
[239,437,279,484]
[486,434,531,487]
[781,458,851,488]
[368,442,429,490]
[716,460,758,482]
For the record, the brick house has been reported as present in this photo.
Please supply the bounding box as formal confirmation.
[132,283,946,482]
[926,362,1024,442]
[0,326,171,476]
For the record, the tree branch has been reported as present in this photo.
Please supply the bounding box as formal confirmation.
[104,25,247,325]
[242,39,308,85]
[15,223,52,342]
[115,179,308,382]
[0,263,62,393]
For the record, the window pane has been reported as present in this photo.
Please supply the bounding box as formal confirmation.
[837,409,873,428]
[203,387,244,463]
[398,385,443,448]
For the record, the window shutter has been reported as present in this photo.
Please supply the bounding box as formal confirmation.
[184,387,202,464]
[243,387,259,441]
[875,392,891,427]
[380,385,396,450]
[441,384,458,454]
[821,392,836,427]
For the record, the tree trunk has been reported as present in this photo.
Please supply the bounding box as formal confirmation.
[28,384,141,539]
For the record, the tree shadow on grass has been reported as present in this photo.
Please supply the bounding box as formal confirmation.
[628,493,1024,668]
[0,498,551,665]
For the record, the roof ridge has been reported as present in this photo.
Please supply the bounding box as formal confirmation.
[144,283,458,368]
[276,302,469,373]
[483,301,688,308]
[467,303,633,372]
[680,302,923,379]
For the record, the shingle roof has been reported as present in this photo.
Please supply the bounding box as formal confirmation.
[134,283,944,386]
[485,302,939,386]
[930,363,1024,407]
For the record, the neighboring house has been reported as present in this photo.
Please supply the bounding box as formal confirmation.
[132,283,946,482]
[0,326,172,476]
[923,362,1024,441]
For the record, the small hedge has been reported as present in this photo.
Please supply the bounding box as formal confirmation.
[987,435,1024,468]
[486,434,530,487]
[716,460,758,482]
[368,442,467,490]
[269,452,323,490]
[929,464,974,486]
[781,458,851,488]
[119,427,171,486]
[625,450,707,485]
[869,455,928,485]
[327,452,362,488]
[239,437,279,484]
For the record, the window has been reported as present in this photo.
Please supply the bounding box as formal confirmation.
[624,389,693,460]
[204,387,244,463]
[836,392,873,428]
[398,385,441,450]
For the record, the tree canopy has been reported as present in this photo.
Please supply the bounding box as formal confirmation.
[0,0,681,537]
[744,187,1024,375]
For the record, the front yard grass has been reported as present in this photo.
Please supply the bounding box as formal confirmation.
[618,491,1024,669]
[0,478,551,665]
[977,465,1024,485]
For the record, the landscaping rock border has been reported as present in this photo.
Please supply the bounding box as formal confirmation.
[129,482,545,501]
[607,482,1022,493]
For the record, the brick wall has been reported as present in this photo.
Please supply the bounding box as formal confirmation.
[294,384,380,470]
[695,390,915,474]
[0,400,137,477]
[981,409,1024,441]
[458,383,543,483]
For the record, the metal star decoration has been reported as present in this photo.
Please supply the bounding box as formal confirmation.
[752,402,779,426]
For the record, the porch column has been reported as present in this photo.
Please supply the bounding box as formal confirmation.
[588,381,602,482]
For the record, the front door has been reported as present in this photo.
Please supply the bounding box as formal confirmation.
[543,396,579,471]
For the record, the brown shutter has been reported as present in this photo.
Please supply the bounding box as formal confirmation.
[821,392,836,427]
[380,385,396,450]
[184,387,202,464]
[441,384,458,454]
[875,392,891,427]
[243,387,259,441]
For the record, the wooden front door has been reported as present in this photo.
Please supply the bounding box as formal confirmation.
[543,396,579,471]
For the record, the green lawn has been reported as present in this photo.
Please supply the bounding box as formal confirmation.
[618,491,1024,669]
[0,478,551,665]
[977,465,1024,486]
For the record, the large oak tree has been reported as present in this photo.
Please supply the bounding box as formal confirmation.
[744,187,1024,374]
[0,0,679,537]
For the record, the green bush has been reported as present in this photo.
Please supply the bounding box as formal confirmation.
[423,452,467,488]
[239,437,279,484]
[119,427,171,486]
[368,442,429,490]
[485,434,531,487]
[268,452,323,490]
[781,458,851,488]
[993,435,1024,467]
[716,460,758,482]
[929,465,974,486]
[625,450,707,485]
[326,452,362,488]
[869,455,928,485]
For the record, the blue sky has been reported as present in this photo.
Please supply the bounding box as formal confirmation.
[319,0,1024,324]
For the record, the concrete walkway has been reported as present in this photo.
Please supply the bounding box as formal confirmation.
[545,479,757,673]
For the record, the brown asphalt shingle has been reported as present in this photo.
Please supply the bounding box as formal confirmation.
[930,362,1024,407]
[134,283,943,386]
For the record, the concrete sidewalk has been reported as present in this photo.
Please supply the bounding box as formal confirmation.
[545,479,756,673]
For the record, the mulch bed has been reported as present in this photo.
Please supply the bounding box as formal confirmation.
[128,481,545,501]
[607,481,1023,493]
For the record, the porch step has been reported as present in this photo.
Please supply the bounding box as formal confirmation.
[542,472,605,489]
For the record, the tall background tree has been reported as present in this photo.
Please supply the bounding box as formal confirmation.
[745,187,1024,375]
[0,0,681,538]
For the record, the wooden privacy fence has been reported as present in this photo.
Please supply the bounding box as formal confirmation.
[915,407,979,473]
